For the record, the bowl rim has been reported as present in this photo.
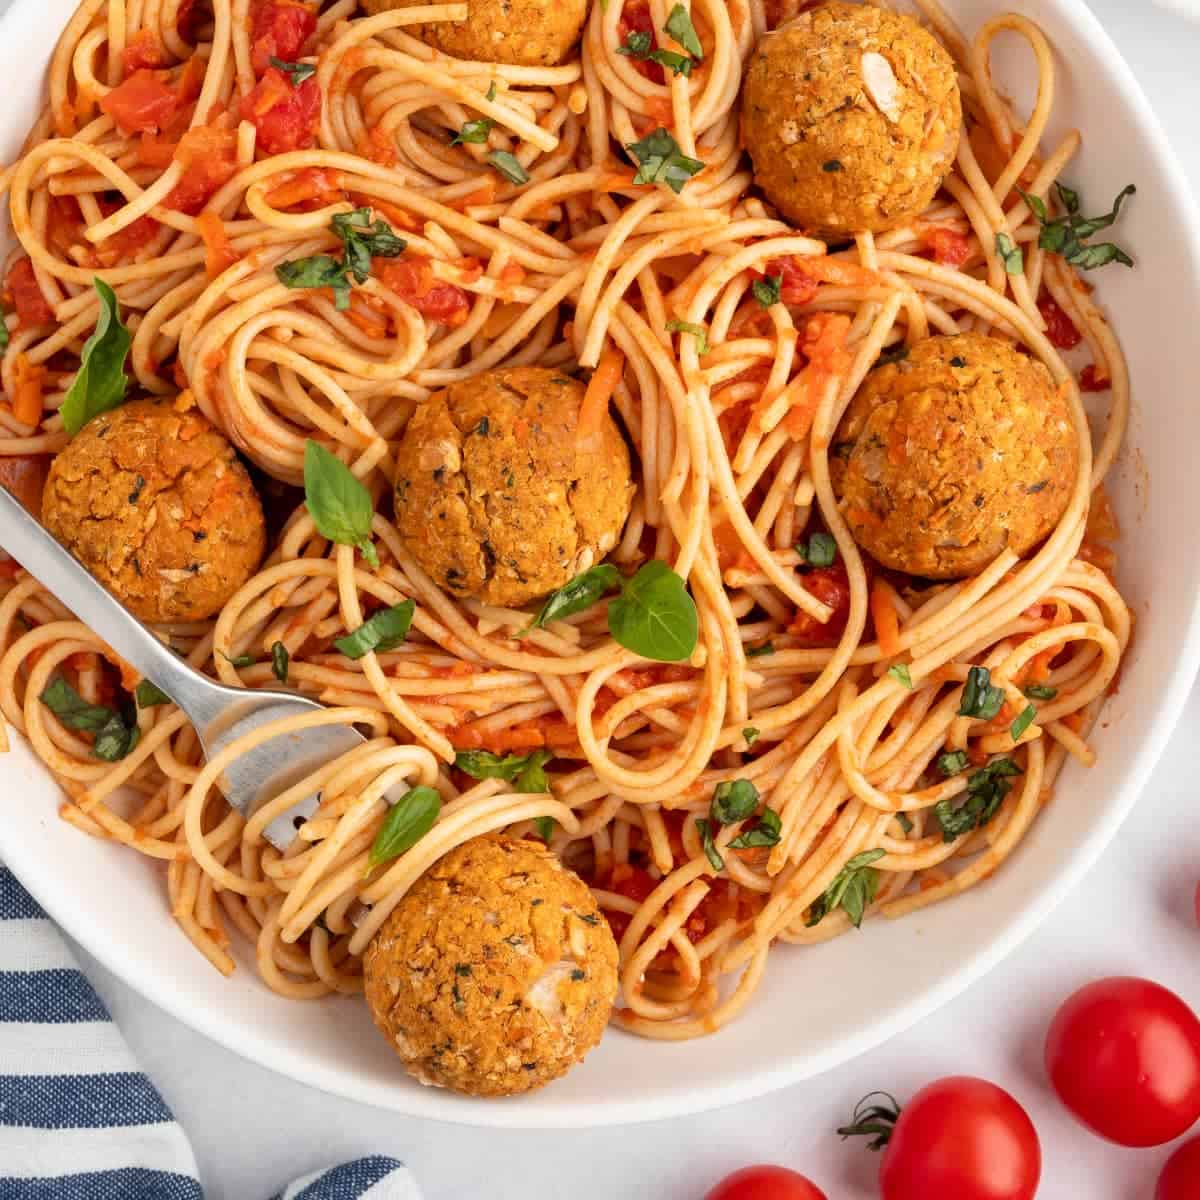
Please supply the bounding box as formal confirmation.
[3,0,1200,1130]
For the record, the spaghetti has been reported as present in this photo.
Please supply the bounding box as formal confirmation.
[0,0,1132,1045]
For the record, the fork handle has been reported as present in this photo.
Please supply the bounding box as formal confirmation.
[0,487,229,727]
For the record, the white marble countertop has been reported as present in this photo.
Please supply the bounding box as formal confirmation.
[70,2,1200,1196]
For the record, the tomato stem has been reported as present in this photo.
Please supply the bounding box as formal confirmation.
[837,1091,902,1151]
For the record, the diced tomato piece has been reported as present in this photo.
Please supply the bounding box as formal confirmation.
[4,258,54,328]
[250,0,317,76]
[98,215,162,264]
[240,70,320,156]
[1079,364,1110,392]
[617,0,665,84]
[608,864,658,904]
[762,256,820,306]
[164,125,238,213]
[786,563,853,646]
[100,69,180,134]
[923,227,972,267]
[376,256,471,327]
[1038,293,1081,350]
[122,29,167,72]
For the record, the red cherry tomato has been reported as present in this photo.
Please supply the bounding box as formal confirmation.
[1046,976,1200,1146]
[1157,1135,1200,1200]
[847,1078,1040,1200]
[704,1165,827,1200]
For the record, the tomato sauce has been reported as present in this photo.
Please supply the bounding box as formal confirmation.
[786,562,853,645]
[4,258,54,328]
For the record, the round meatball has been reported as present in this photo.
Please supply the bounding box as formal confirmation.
[360,0,586,66]
[393,366,634,608]
[42,398,267,623]
[832,333,1078,579]
[363,835,619,1097]
[742,2,962,237]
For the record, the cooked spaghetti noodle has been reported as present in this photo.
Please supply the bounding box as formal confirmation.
[0,0,1132,1043]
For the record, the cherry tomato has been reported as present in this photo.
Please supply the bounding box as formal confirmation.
[704,1165,828,1200]
[845,1078,1040,1200]
[1157,1135,1200,1200]
[1046,976,1200,1146]
[250,0,317,75]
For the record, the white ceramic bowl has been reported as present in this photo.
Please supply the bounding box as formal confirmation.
[2,0,1199,1130]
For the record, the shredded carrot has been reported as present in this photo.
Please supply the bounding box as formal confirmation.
[264,168,344,210]
[578,346,625,437]
[11,354,45,427]
[871,579,901,657]
[195,210,237,278]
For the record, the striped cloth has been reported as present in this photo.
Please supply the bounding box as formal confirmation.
[0,866,422,1199]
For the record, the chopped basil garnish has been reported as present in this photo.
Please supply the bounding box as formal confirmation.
[937,749,969,777]
[958,666,1005,721]
[663,3,703,57]
[135,679,171,708]
[626,128,703,193]
[711,778,759,824]
[269,56,315,85]
[798,531,836,568]
[888,664,913,689]
[531,563,620,630]
[0,310,9,351]
[665,318,709,355]
[277,254,352,310]
[334,600,415,659]
[895,813,913,834]
[1010,703,1037,741]
[1016,182,1136,270]
[271,640,289,683]
[752,275,782,308]
[221,651,256,668]
[728,806,781,849]
[456,748,552,793]
[40,677,139,762]
[533,815,555,842]
[995,232,1024,275]
[607,559,698,662]
[61,279,131,436]
[331,208,406,283]
[368,785,441,867]
[617,31,693,74]
[1023,683,1058,701]
[743,726,759,746]
[452,118,493,146]
[806,849,885,929]
[487,150,529,184]
[485,81,497,101]
[745,641,775,658]
[696,817,724,871]
[303,440,379,567]
[618,30,653,56]
[934,757,1022,842]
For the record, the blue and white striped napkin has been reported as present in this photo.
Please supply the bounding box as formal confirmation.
[0,866,421,1199]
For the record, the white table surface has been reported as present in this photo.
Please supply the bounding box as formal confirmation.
[63,3,1200,1197]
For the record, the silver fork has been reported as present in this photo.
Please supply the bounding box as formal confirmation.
[0,486,363,849]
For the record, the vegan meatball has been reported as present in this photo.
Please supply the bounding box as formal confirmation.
[742,2,962,237]
[363,835,619,1096]
[832,332,1078,579]
[42,398,267,623]
[393,366,634,608]
[360,0,586,66]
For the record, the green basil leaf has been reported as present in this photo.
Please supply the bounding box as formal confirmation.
[798,531,836,568]
[958,666,1005,721]
[626,128,703,194]
[696,817,724,871]
[269,56,315,85]
[0,311,10,352]
[895,812,913,834]
[728,806,781,849]
[368,785,441,867]
[61,279,131,436]
[648,49,692,76]
[514,748,553,794]
[711,778,759,824]
[1015,185,1048,224]
[995,232,1024,275]
[665,318,709,355]
[276,254,351,310]
[937,749,969,776]
[888,663,913,689]
[487,150,529,185]
[663,2,703,57]
[752,275,782,309]
[93,712,140,762]
[334,599,415,659]
[485,81,497,101]
[452,118,493,145]
[935,757,1022,842]
[135,679,171,708]
[533,815,555,843]
[303,440,379,567]
[1023,683,1057,701]
[41,677,139,761]
[617,30,653,57]
[607,560,698,662]
[745,641,774,657]
[271,640,290,683]
[1055,181,1081,214]
[1065,241,1134,271]
[455,748,552,791]
[1010,702,1037,741]
[221,651,256,668]
[531,563,621,629]
[742,726,759,746]
[330,209,406,282]
[1021,181,1135,272]
[805,848,885,928]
